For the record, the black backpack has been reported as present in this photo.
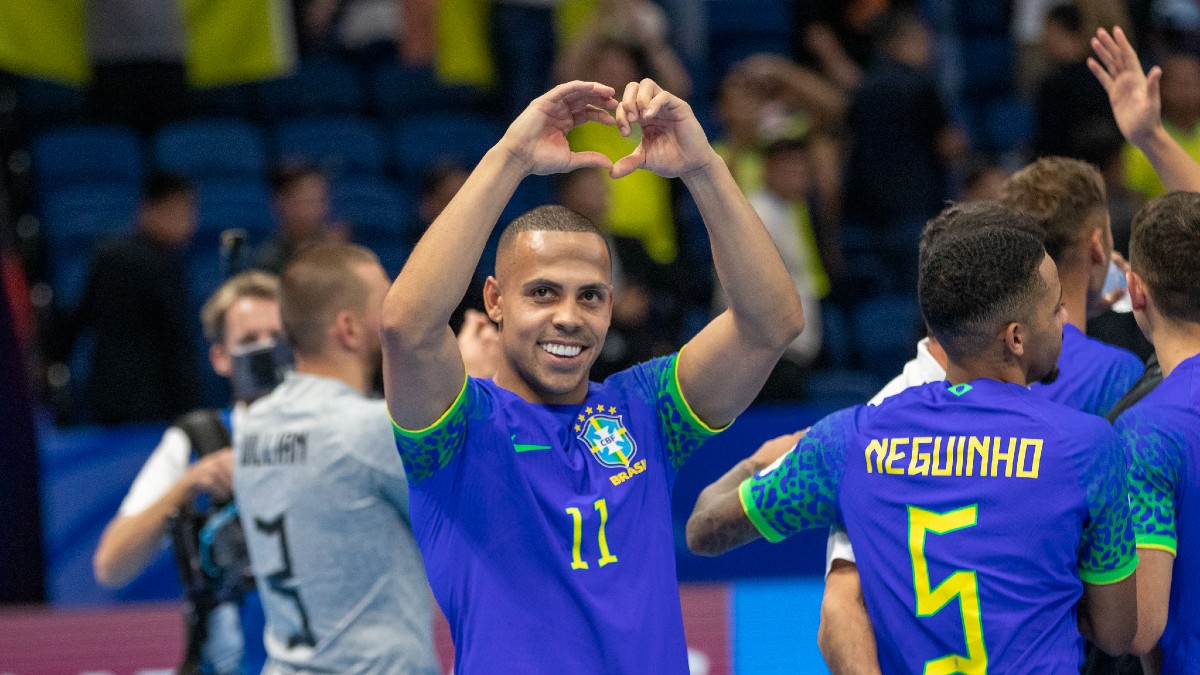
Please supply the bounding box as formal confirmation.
[169,409,256,675]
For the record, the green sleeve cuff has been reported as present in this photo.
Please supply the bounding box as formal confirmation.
[738,477,786,543]
[670,347,734,435]
[389,374,468,439]
[1080,552,1139,586]
[1135,534,1178,557]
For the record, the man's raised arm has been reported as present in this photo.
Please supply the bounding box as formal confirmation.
[611,79,805,429]
[382,82,616,429]
[1089,26,1200,192]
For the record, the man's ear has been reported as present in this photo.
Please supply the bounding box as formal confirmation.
[210,343,232,378]
[483,276,503,327]
[1089,227,1107,267]
[1127,270,1149,313]
[1003,322,1025,358]
[334,309,361,351]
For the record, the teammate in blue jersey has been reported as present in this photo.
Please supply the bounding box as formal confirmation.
[380,80,805,673]
[688,223,1138,672]
[1110,193,1200,673]
[1001,157,1144,415]
[819,159,1145,672]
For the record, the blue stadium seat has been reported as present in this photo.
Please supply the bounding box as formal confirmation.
[153,119,267,180]
[370,63,484,119]
[40,185,139,309]
[805,368,884,408]
[330,177,414,277]
[851,295,921,381]
[706,0,790,38]
[275,117,387,177]
[195,180,275,240]
[983,98,1034,155]
[257,59,364,121]
[330,176,414,234]
[391,113,503,184]
[33,126,142,195]
[820,304,853,369]
[17,77,88,128]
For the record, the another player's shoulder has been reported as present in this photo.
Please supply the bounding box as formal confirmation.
[1067,325,1144,376]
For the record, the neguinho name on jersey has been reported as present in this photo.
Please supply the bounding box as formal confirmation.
[240,431,309,467]
[865,435,1043,479]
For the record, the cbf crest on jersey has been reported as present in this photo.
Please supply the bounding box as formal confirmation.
[576,406,637,468]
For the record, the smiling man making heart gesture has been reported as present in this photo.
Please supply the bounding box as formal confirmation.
[381,79,804,673]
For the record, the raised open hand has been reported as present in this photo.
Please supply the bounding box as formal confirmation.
[611,78,720,179]
[1088,26,1162,146]
[498,81,619,176]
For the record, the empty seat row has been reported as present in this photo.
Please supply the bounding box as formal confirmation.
[32,114,504,196]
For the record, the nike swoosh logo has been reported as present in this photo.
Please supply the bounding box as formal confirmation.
[512,435,552,453]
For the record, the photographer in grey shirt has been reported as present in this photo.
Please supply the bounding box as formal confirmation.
[234,243,438,674]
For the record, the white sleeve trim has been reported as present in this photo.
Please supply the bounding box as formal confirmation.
[117,427,192,516]
[825,526,856,576]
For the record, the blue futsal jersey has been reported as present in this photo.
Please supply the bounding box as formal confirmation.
[740,379,1137,673]
[391,353,722,674]
[1117,353,1200,673]
[1032,323,1144,415]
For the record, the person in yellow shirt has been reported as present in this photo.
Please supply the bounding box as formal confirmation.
[1122,51,1200,198]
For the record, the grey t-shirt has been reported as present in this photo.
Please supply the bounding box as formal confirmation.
[234,373,437,674]
[86,0,186,63]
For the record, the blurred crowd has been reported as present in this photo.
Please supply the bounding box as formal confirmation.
[1,0,1197,425]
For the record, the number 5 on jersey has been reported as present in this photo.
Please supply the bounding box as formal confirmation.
[908,504,988,675]
[566,499,619,570]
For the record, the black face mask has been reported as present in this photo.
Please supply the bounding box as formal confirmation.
[230,339,293,402]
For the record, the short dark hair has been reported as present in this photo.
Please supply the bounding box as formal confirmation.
[280,242,380,357]
[919,201,1042,265]
[142,171,193,204]
[1000,156,1106,262]
[495,205,608,271]
[271,162,325,195]
[1129,192,1200,324]
[871,9,926,46]
[919,226,1049,360]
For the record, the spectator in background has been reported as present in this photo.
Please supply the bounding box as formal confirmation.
[68,172,200,424]
[559,27,688,265]
[491,0,563,119]
[93,271,283,675]
[85,0,188,135]
[844,9,967,291]
[732,137,827,400]
[558,167,679,380]
[713,55,847,280]
[256,164,344,275]
[297,0,435,63]
[1034,3,1123,160]
[1123,51,1200,199]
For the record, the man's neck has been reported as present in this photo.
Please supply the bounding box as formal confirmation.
[1164,112,1200,134]
[293,354,370,395]
[1152,321,1200,378]
[1058,261,1090,332]
[944,355,1027,388]
[493,366,588,406]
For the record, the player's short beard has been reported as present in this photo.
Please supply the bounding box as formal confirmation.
[1037,366,1060,386]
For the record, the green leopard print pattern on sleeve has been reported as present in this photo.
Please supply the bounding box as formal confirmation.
[738,410,849,543]
[1118,407,1181,556]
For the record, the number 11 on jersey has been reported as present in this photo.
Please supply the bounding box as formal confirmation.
[566,499,619,570]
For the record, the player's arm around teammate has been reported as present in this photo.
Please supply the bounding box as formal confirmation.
[381,81,619,429]
[611,78,806,426]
